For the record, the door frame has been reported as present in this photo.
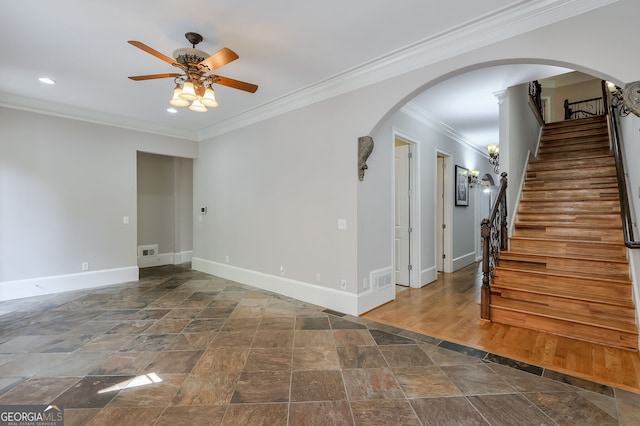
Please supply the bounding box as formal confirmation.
[392,129,421,288]
[436,149,453,273]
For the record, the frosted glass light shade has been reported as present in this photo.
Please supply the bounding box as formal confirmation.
[189,99,207,112]
[201,87,218,107]
[169,86,189,107]
[179,81,198,100]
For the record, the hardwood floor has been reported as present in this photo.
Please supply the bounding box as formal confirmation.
[362,262,640,394]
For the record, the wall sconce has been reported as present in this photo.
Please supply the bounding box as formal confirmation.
[487,144,499,174]
[468,169,480,187]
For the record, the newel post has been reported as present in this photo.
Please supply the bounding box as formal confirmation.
[480,218,491,320]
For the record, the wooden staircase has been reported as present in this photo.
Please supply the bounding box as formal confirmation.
[490,115,638,350]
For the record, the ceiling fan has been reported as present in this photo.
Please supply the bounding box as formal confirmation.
[128,32,258,112]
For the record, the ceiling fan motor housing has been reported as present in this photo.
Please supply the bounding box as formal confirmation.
[173,48,208,66]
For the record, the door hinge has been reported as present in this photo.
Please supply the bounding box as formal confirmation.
[442,254,446,259]
[442,223,446,229]
[408,264,413,271]
[408,227,413,234]
[408,152,413,159]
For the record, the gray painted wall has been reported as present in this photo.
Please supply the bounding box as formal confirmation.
[0,108,197,282]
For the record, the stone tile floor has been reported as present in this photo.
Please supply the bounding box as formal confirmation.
[0,264,639,425]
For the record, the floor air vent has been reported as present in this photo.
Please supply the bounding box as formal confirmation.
[138,244,160,268]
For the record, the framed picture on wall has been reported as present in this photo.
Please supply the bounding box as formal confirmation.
[455,165,469,207]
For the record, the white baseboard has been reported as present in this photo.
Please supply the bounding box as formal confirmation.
[173,251,193,264]
[0,266,139,302]
[452,252,477,272]
[157,253,174,266]
[418,266,438,288]
[139,251,193,268]
[356,284,395,315]
[192,257,358,316]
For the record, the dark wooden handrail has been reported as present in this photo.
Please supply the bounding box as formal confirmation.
[564,96,605,120]
[604,81,640,249]
[480,172,508,319]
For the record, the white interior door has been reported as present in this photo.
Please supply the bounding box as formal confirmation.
[395,143,410,286]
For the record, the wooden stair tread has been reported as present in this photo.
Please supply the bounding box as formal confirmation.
[493,269,632,300]
[490,298,637,333]
[536,148,611,161]
[515,222,622,229]
[486,115,637,350]
[496,264,630,283]
[522,183,618,191]
[509,235,626,245]
[491,281,634,307]
[499,250,628,264]
[489,306,637,351]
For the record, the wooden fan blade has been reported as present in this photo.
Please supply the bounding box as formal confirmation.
[199,48,239,72]
[128,73,182,81]
[128,40,179,66]
[212,75,258,93]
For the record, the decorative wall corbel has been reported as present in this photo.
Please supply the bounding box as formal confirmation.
[358,136,374,181]
[611,81,640,117]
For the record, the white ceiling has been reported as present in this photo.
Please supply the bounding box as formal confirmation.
[1,1,595,146]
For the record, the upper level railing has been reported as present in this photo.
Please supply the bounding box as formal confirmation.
[564,96,605,120]
[480,172,508,319]
[528,80,545,125]
[604,81,640,249]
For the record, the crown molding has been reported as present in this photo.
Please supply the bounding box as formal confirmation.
[1,0,618,141]
[0,92,199,141]
[198,0,618,139]
[400,102,490,159]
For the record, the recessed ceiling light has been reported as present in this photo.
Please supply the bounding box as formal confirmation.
[38,77,56,85]
[167,108,178,114]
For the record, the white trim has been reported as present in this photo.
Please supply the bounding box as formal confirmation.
[357,283,395,315]
[0,1,616,140]
[420,266,438,288]
[392,129,421,289]
[0,267,139,302]
[0,93,199,141]
[139,251,194,268]
[628,249,640,350]
[452,251,477,271]
[401,103,490,159]
[173,251,193,264]
[198,0,616,139]
[192,258,358,316]
[436,150,454,273]
[509,151,534,236]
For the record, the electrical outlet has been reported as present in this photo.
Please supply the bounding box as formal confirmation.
[340,279,347,289]
[315,273,321,283]
[225,255,229,263]
[81,262,89,271]
[280,266,286,276]
[363,278,368,289]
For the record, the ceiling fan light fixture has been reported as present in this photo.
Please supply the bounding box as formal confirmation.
[179,80,198,101]
[189,99,207,112]
[128,32,258,112]
[201,87,218,108]
[169,85,190,107]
